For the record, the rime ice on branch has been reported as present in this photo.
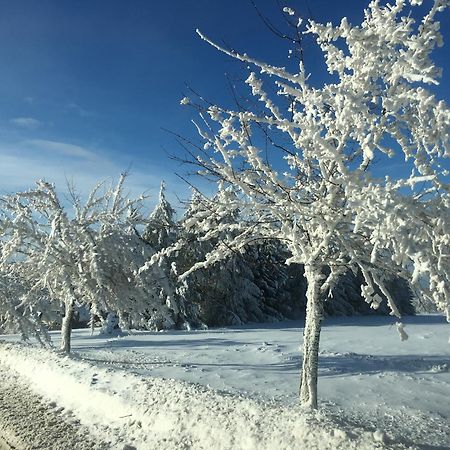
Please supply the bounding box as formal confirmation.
[0,175,183,352]
[180,0,450,408]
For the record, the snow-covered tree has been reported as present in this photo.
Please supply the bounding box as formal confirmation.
[139,184,203,330]
[177,195,292,325]
[169,189,414,327]
[153,188,237,326]
[179,0,450,408]
[328,270,415,316]
[0,266,53,344]
[0,175,184,353]
[142,181,177,251]
[246,241,301,321]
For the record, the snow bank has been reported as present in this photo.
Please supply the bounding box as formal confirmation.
[0,367,104,450]
[0,341,386,450]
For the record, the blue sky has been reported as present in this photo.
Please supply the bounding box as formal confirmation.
[0,0,448,206]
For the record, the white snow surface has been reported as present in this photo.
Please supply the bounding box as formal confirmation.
[0,315,449,449]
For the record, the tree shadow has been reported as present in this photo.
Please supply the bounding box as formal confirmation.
[74,337,253,351]
[322,314,447,328]
[317,353,450,377]
[73,348,450,379]
[322,404,450,450]
[71,314,446,340]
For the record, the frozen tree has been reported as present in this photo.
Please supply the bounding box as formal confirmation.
[246,241,301,321]
[139,185,204,330]
[0,175,183,353]
[152,188,240,326]
[179,0,450,408]
[0,266,53,344]
[177,194,292,325]
[172,191,221,322]
[175,190,414,324]
[142,181,177,251]
[328,270,415,316]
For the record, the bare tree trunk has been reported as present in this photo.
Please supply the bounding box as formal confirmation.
[299,264,324,409]
[60,299,74,354]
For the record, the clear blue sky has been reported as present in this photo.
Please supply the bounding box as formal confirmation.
[0,0,448,204]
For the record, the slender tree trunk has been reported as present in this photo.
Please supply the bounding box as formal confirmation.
[60,298,74,354]
[299,264,324,409]
[90,313,95,336]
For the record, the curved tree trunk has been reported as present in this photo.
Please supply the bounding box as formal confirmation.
[60,298,74,354]
[299,264,324,409]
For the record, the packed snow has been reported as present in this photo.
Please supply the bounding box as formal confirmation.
[0,314,449,449]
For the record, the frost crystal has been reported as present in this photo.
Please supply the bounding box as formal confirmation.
[283,7,295,16]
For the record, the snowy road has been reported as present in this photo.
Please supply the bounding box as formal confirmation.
[0,364,107,450]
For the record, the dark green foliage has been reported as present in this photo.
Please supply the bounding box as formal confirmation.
[142,186,416,328]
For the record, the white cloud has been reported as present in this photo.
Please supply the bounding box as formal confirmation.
[10,117,42,130]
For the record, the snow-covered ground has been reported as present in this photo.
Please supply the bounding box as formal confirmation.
[0,315,449,449]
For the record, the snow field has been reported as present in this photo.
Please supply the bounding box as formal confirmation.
[0,315,449,449]
[0,340,387,450]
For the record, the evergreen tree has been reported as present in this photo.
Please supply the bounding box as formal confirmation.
[142,181,177,251]
[141,186,204,330]
[175,192,416,327]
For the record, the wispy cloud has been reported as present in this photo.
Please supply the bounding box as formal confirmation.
[10,117,42,130]
[66,102,95,118]
[24,139,98,161]
[0,139,184,210]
